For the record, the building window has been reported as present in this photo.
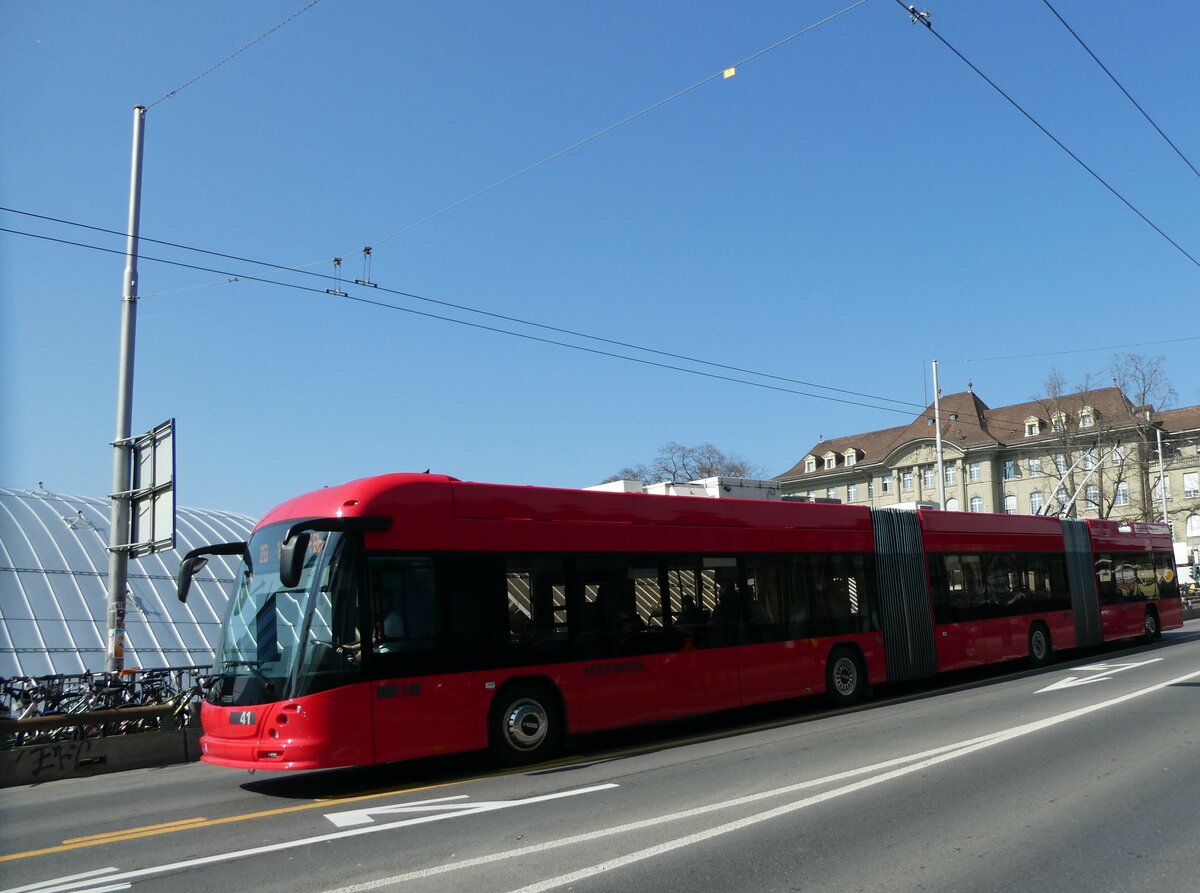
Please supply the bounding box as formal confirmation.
[1030,491,1045,514]
[902,471,913,491]
[844,451,856,467]
[806,490,816,500]
[867,481,874,498]
[1082,449,1097,471]
[1110,446,1124,467]
[969,462,982,482]
[824,455,836,470]
[1029,457,1042,476]
[1003,495,1017,515]
[945,464,957,485]
[1003,460,1016,481]
[1184,472,1199,499]
[1079,407,1094,428]
[1114,482,1130,507]
[1052,412,1067,433]
[826,487,837,500]
[1055,486,1069,510]
[945,497,959,511]
[847,484,857,501]
[922,466,935,488]
[1025,417,1040,436]
[1187,514,1200,538]
[1085,484,1100,509]
[804,457,817,473]
[1054,453,1066,475]
[881,475,892,494]
[970,496,984,513]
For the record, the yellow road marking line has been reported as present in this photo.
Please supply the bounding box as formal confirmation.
[63,817,209,844]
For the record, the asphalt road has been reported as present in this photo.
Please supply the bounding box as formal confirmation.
[4,621,1199,893]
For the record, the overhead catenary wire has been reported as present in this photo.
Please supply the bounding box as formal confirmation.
[2,218,1180,442]
[147,0,322,108]
[0,207,922,411]
[366,0,872,250]
[1039,0,1200,182]
[893,0,1200,271]
[0,224,921,417]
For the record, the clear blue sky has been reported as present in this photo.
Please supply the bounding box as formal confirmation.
[2,1,1197,518]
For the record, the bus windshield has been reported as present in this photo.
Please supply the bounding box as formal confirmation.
[208,522,363,706]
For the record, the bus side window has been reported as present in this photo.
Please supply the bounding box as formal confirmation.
[368,556,438,655]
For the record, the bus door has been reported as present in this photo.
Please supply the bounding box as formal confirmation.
[574,557,665,731]
[365,556,478,763]
[658,559,742,717]
[737,556,813,705]
[930,554,991,670]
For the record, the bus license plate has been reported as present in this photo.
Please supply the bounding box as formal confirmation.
[229,710,257,726]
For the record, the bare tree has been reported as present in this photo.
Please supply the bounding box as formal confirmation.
[1109,353,1178,520]
[1031,369,1129,518]
[606,442,764,484]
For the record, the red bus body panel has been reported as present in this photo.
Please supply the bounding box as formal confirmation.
[917,510,1077,671]
[1087,519,1183,640]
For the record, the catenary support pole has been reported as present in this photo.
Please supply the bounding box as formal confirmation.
[105,106,146,672]
[932,359,946,508]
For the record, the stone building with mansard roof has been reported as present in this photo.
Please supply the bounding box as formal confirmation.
[775,385,1200,575]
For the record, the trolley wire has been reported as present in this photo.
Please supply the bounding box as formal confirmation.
[148,0,322,108]
[0,207,923,411]
[0,218,1176,441]
[0,224,922,417]
[895,1,1200,270]
[1039,0,1200,182]
[367,0,871,249]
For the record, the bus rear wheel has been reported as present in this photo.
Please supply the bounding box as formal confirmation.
[490,683,562,766]
[825,647,866,707]
[1027,622,1052,668]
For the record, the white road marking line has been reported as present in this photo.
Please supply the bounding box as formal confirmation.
[318,666,1200,893]
[508,666,1200,893]
[0,785,616,893]
[3,869,119,893]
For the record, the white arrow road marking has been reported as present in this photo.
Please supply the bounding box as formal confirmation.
[323,784,619,828]
[1036,658,1162,693]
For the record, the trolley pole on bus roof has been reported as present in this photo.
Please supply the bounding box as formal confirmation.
[104,105,146,672]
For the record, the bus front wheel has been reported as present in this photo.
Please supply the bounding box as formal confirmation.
[825,647,866,707]
[490,683,562,766]
[1142,609,1161,643]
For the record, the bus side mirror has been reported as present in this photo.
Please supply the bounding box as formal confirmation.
[177,556,208,603]
[279,532,311,588]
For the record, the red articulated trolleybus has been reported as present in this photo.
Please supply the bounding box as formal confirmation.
[177,473,1183,771]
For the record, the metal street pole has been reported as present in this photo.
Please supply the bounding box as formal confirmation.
[104,105,146,672]
[1155,426,1169,524]
[932,359,946,508]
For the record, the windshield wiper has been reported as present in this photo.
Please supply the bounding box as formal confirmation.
[222,660,277,695]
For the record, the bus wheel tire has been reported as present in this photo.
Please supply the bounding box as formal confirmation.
[490,684,561,766]
[825,647,866,707]
[1143,609,1161,643]
[1027,623,1052,668]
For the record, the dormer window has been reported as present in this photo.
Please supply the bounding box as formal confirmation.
[823,452,837,470]
[804,456,817,474]
[844,449,857,467]
[1051,411,1067,432]
[1024,416,1041,437]
[1079,406,1095,428]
